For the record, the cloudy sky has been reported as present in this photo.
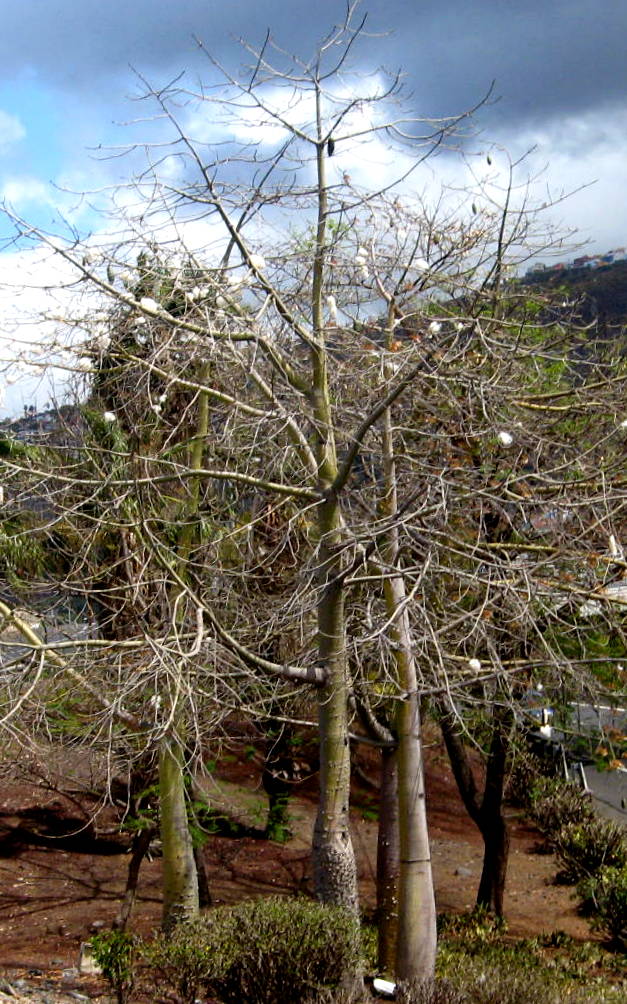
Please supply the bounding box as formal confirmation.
[0,0,625,413]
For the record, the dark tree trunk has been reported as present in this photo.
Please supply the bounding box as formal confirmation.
[476,711,511,915]
[262,722,296,842]
[476,814,509,914]
[115,825,155,930]
[439,698,513,917]
[193,843,213,908]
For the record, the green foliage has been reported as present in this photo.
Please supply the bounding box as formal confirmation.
[438,906,507,945]
[0,435,39,460]
[523,774,595,838]
[0,522,47,580]
[397,969,563,1004]
[44,693,93,742]
[143,896,362,1004]
[264,792,292,842]
[435,917,627,1002]
[552,818,627,883]
[90,929,136,1004]
[81,406,130,454]
[578,866,627,947]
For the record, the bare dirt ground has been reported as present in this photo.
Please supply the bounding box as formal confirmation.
[0,736,593,1001]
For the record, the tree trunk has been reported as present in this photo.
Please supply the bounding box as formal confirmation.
[313,574,359,912]
[262,721,295,842]
[476,710,511,915]
[379,349,436,981]
[115,825,155,930]
[159,734,199,931]
[395,692,436,980]
[439,698,512,917]
[309,121,358,915]
[476,814,509,915]
[377,746,400,975]
[193,842,213,908]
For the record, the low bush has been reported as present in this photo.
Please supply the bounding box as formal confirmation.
[143,895,362,1004]
[397,968,564,1004]
[438,906,507,947]
[90,929,136,1004]
[577,866,627,948]
[525,776,595,839]
[553,817,627,883]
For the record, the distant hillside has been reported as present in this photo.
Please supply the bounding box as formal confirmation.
[523,260,627,329]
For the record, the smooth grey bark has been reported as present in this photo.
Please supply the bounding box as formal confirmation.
[380,371,436,980]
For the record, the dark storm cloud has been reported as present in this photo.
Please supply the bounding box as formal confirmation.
[3,1,626,131]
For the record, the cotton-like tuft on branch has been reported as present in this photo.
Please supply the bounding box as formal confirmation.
[139,297,161,314]
[609,535,623,559]
[94,332,111,351]
[248,253,266,271]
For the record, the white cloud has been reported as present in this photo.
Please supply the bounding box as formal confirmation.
[2,177,53,208]
[0,109,25,148]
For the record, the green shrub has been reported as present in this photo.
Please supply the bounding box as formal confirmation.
[90,929,136,1004]
[577,866,627,948]
[507,751,551,808]
[144,896,362,1004]
[525,775,595,838]
[438,907,507,947]
[553,817,627,883]
[397,967,564,1004]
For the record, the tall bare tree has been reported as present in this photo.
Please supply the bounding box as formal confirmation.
[1,2,626,985]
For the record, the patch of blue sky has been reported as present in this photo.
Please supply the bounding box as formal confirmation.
[0,74,68,235]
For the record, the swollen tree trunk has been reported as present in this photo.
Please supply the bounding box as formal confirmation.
[377,746,400,974]
[159,734,199,931]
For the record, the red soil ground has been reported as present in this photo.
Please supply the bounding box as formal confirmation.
[0,735,593,997]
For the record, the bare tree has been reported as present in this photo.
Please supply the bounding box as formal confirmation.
[1,2,626,986]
